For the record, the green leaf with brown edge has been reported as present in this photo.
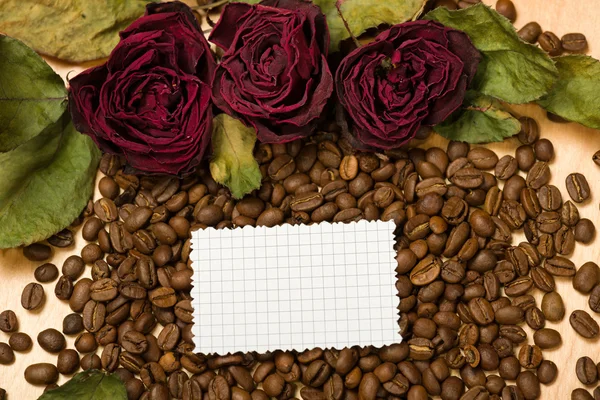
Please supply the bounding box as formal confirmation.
[0,35,67,152]
[38,370,127,400]
[425,4,558,104]
[0,119,101,249]
[433,92,521,143]
[0,0,154,62]
[210,114,262,199]
[537,55,600,129]
[235,0,427,52]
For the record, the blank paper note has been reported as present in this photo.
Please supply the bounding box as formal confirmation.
[191,220,400,355]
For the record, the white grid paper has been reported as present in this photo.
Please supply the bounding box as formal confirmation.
[191,220,400,354]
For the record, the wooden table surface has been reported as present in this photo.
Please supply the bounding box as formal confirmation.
[1,0,599,398]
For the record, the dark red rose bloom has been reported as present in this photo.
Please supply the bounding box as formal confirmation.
[336,20,481,150]
[68,2,216,175]
[209,0,333,144]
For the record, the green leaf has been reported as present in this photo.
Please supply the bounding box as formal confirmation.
[433,92,521,143]
[0,0,153,62]
[537,55,600,129]
[0,120,101,249]
[236,0,427,52]
[425,4,558,104]
[38,370,127,400]
[210,114,262,200]
[0,36,67,152]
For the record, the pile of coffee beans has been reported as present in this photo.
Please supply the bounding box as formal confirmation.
[2,107,600,400]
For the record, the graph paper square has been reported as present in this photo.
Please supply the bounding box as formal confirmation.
[191,220,400,354]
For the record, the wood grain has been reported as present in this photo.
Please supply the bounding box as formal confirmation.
[1,0,600,398]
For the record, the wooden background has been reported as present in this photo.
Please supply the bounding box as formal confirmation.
[1,0,599,398]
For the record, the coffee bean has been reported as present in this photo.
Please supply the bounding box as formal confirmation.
[544,256,576,276]
[574,262,600,294]
[573,389,595,400]
[562,33,588,52]
[571,310,600,339]
[0,310,18,333]
[590,285,600,313]
[577,356,599,385]
[101,343,121,372]
[8,332,31,353]
[21,282,45,310]
[495,0,516,21]
[0,343,14,365]
[494,306,524,325]
[516,145,535,171]
[24,363,59,385]
[538,31,563,56]
[566,173,591,203]
[518,21,542,43]
[518,118,539,145]
[516,370,540,400]
[575,218,596,243]
[62,313,84,335]
[541,291,565,322]
[48,229,74,248]
[23,243,52,262]
[83,300,106,333]
[518,344,542,369]
[57,349,80,375]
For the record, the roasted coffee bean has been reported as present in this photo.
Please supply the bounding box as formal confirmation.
[0,310,18,333]
[23,243,52,262]
[56,349,80,375]
[574,262,600,293]
[495,0,516,21]
[451,168,484,189]
[577,357,598,385]
[589,285,600,313]
[63,313,84,335]
[499,200,526,230]
[48,228,74,248]
[37,329,66,353]
[494,306,524,325]
[101,343,121,372]
[525,307,546,330]
[24,363,59,385]
[149,287,177,308]
[541,291,565,322]
[0,343,14,365]
[81,243,104,264]
[572,389,595,400]
[53,275,74,301]
[538,31,563,56]
[570,310,600,339]
[9,332,32,352]
[495,155,517,180]
[562,33,588,52]
[82,217,104,242]
[467,298,494,325]
[83,300,106,333]
[532,328,561,349]
[34,263,59,283]
[518,344,542,369]
[516,145,535,172]
[468,148,498,170]
[566,173,591,203]
[94,198,118,222]
[575,218,596,243]
[526,162,550,189]
[21,282,45,310]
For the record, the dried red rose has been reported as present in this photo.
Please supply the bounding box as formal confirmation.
[336,20,481,150]
[68,2,216,176]
[210,0,333,144]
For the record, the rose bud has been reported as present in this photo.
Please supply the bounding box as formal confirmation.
[336,20,481,150]
[68,2,216,176]
[210,0,334,144]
